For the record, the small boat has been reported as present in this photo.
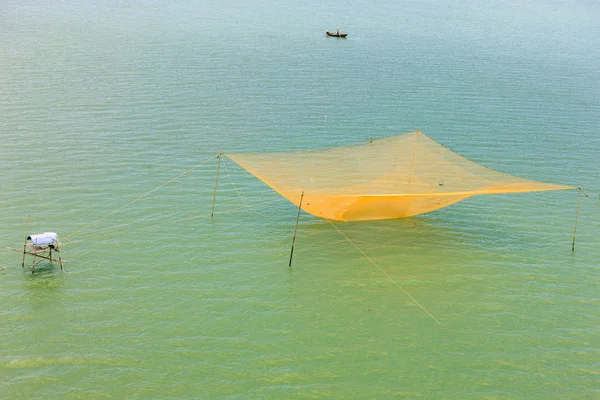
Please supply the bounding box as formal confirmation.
[326,29,347,38]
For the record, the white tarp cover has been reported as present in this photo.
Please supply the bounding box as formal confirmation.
[28,232,58,245]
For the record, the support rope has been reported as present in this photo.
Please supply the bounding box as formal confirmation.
[62,199,282,244]
[580,187,599,200]
[223,155,264,216]
[65,153,219,241]
[326,219,452,336]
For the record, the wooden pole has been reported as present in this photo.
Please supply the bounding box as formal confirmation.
[56,245,63,271]
[21,215,29,267]
[211,152,222,218]
[288,191,305,268]
[18,251,62,263]
[572,187,581,252]
[21,238,27,268]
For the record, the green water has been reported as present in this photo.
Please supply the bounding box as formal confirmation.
[1,1,599,398]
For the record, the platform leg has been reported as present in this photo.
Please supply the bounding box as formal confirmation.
[56,246,63,271]
[21,240,26,268]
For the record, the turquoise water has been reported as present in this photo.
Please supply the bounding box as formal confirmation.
[1,1,599,398]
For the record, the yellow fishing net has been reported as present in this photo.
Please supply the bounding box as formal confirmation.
[226,131,572,221]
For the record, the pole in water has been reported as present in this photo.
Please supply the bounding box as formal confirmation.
[572,187,581,252]
[211,152,222,218]
[288,191,305,268]
[21,215,30,268]
[56,244,64,271]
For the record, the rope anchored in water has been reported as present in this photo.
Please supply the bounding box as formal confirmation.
[65,153,219,242]
[325,219,453,337]
[63,199,282,245]
[222,156,265,216]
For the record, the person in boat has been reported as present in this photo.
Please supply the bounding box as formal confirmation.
[336,27,340,36]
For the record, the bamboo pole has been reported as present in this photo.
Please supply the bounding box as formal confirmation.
[17,250,64,263]
[211,153,222,218]
[21,215,29,267]
[21,240,27,268]
[56,245,63,271]
[288,192,305,268]
[572,187,581,252]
